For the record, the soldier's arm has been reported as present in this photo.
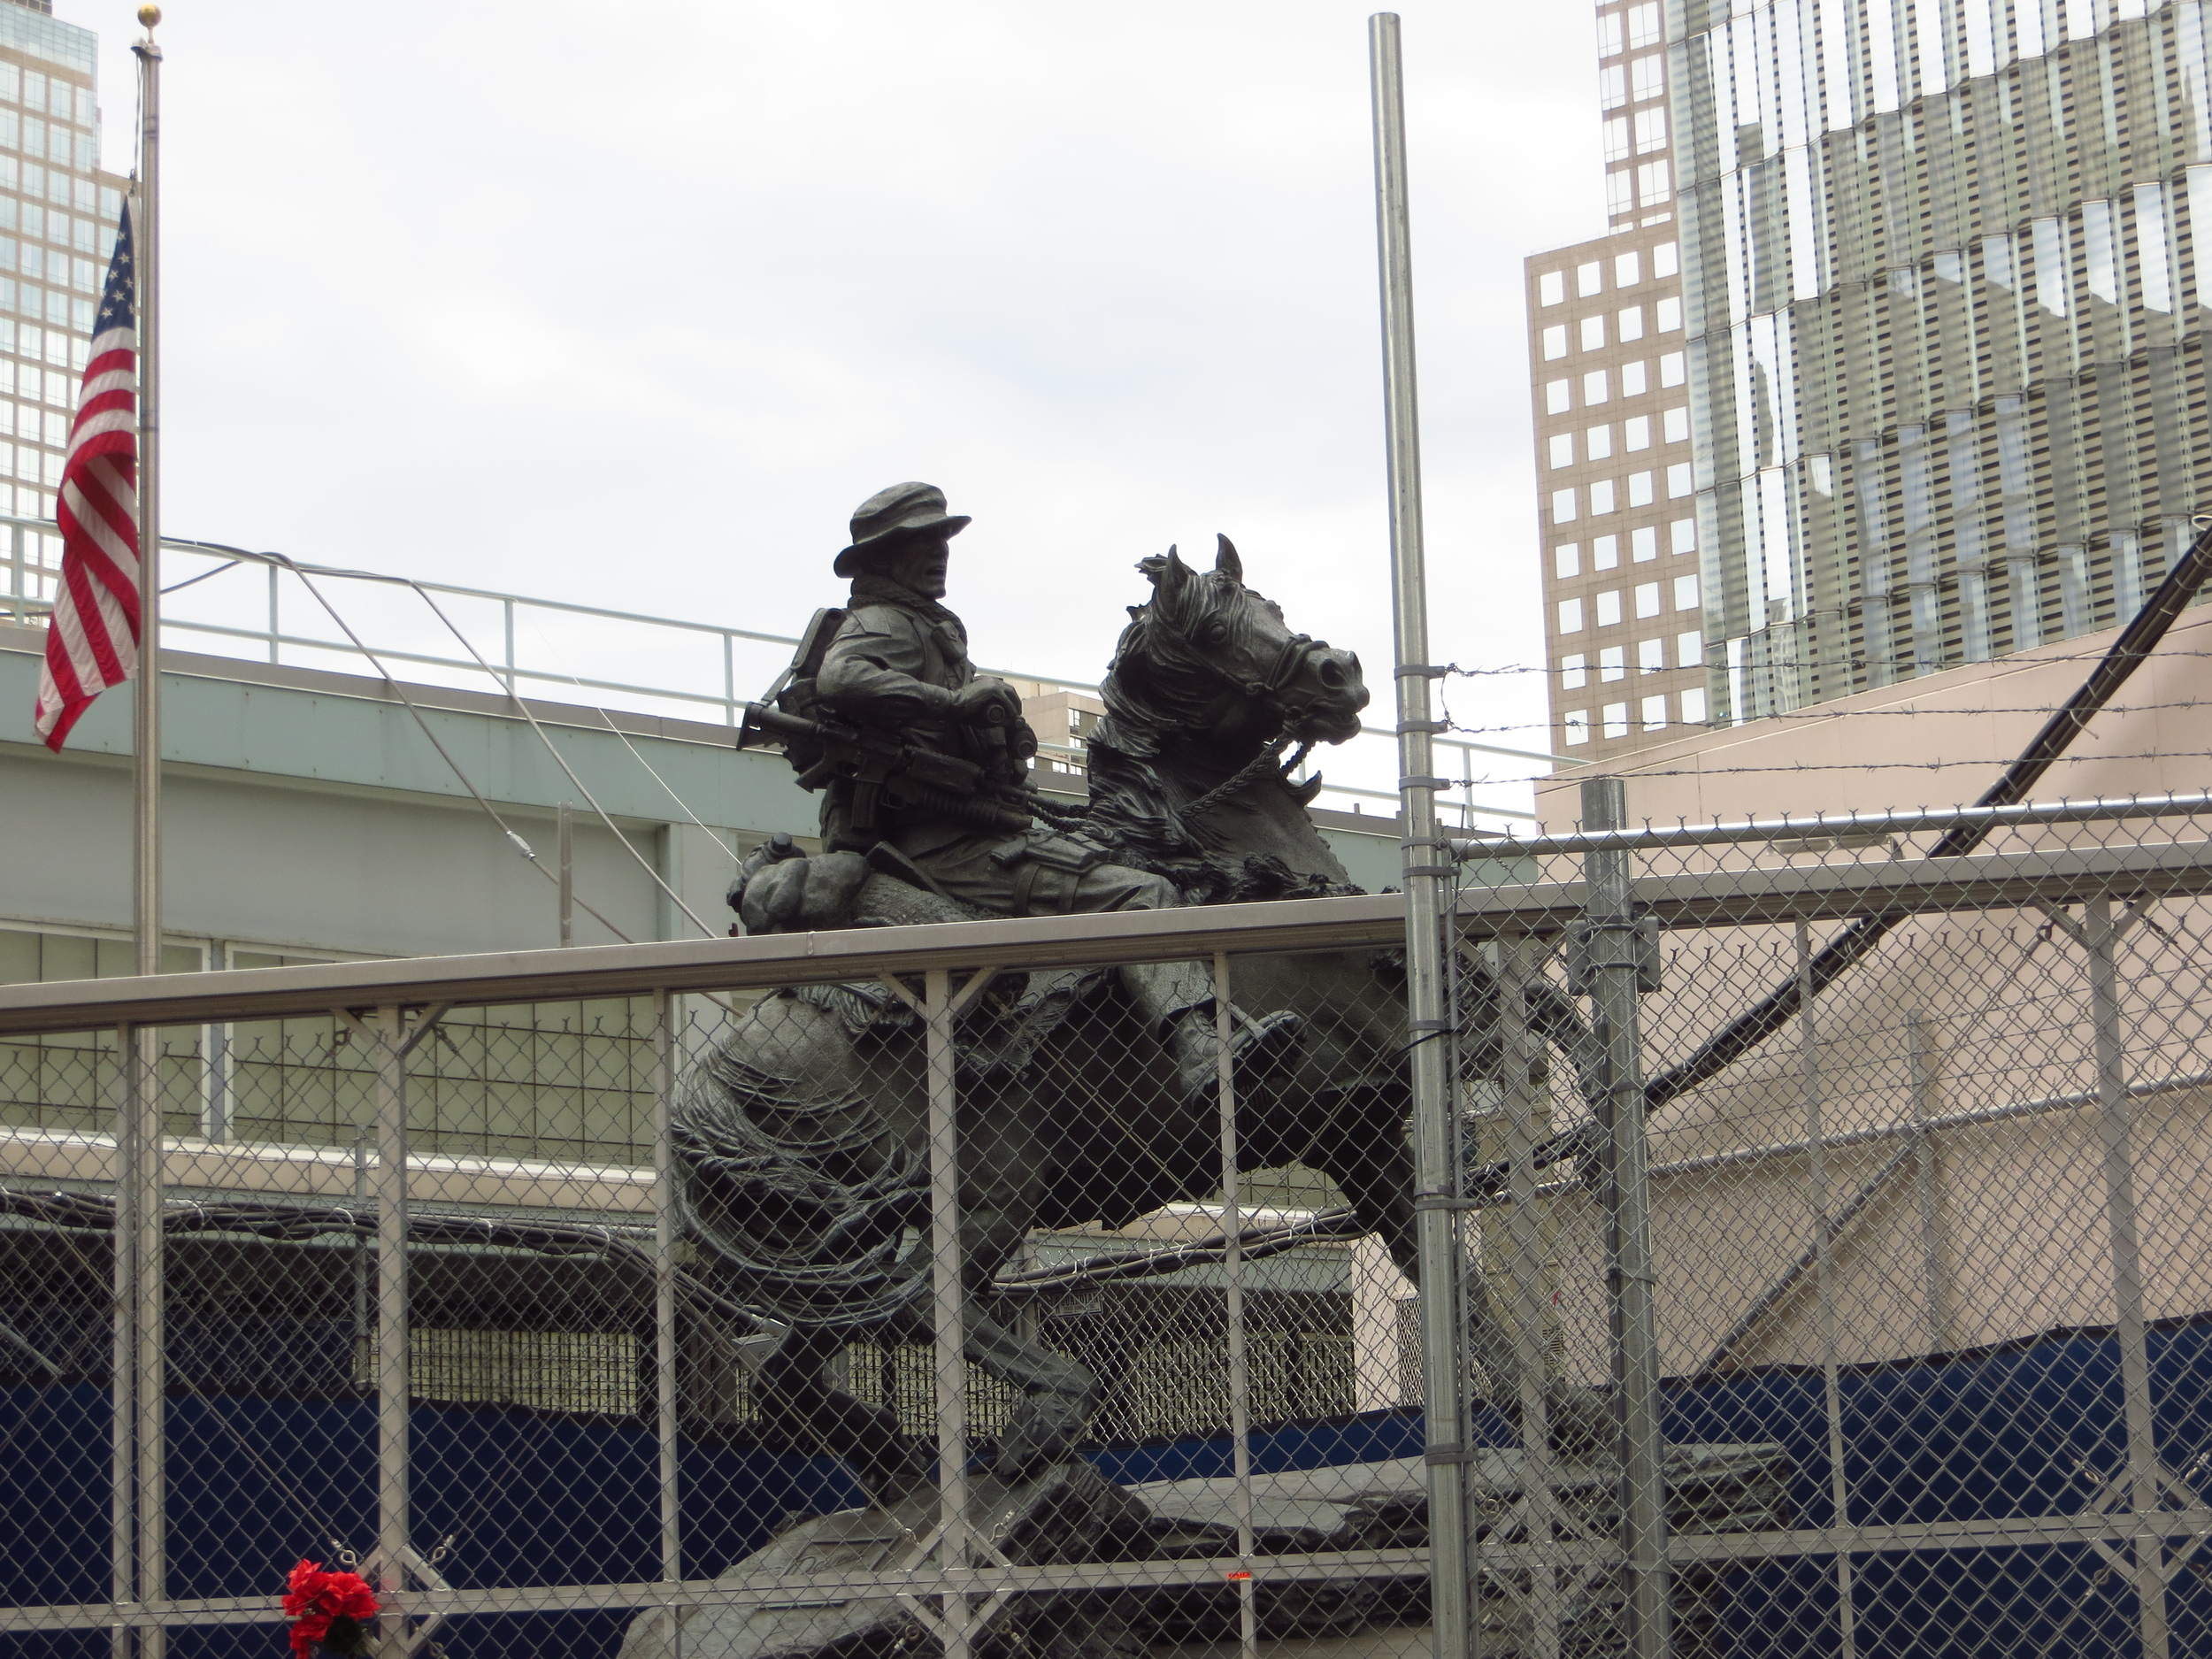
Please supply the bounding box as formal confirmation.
[816,611,960,724]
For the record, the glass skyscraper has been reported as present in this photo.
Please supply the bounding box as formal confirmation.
[0,0,131,622]
[1532,0,2212,754]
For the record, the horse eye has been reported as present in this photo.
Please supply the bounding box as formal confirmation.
[1202,620,1230,646]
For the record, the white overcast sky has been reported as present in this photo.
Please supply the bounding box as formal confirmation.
[61,1,1602,803]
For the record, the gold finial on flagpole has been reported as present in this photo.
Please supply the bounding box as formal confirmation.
[138,4,161,27]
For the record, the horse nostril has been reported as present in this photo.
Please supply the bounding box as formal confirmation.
[1317,657,1347,689]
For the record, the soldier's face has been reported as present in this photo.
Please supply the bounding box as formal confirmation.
[877,534,952,599]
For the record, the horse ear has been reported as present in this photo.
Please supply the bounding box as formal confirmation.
[1214,534,1243,585]
[1146,545,1194,611]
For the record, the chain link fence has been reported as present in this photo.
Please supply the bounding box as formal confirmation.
[0,790,2208,1658]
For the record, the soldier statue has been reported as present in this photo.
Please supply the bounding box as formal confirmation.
[737,480,1302,1108]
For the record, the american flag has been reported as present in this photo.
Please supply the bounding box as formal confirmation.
[34,200,138,751]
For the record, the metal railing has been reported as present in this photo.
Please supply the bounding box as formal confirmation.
[1,523,1555,826]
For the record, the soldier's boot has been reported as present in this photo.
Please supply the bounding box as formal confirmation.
[1120,960,1304,1109]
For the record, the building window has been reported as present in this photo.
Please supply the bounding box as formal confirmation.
[1583,368,1609,404]
[1580,316,1606,351]
[1677,629,1702,667]
[1598,11,1624,56]
[1577,261,1603,296]
[1558,597,1586,634]
[1603,117,1631,162]
[1563,709,1591,745]
[1624,416,1652,451]
[1599,645,1626,680]
[1590,479,1617,515]
[1542,325,1568,359]
[1586,425,1614,461]
[1659,350,1685,387]
[1633,581,1662,618]
[1680,687,1708,724]
[1539,270,1564,305]
[1555,542,1581,578]
[1548,434,1575,469]
[1636,159,1671,206]
[1615,250,1640,287]
[1640,694,1668,730]
[1666,463,1693,497]
[1561,653,1587,689]
[0,65,18,103]
[1594,534,1620,570]
[1546,378,1571,413]
[1633,108,1668,153]
[1603,702,1630,738]
[1673,573,1700,610]
[1596,589,1623,626]
[1607,170,1634,217]
[1632,55,1664,99]
[1663,405,1689,442]
[1601,64,1627,108]
[1632,526,1658,561]
[1671,518,1696,553]
[1617,304,1644,342]
[1638,638,1665,672]
[1628,471,1655,505]
[1626,3,1662,48]
[1655,295,1682,330]
[1621,360,1647,396]
[1552,488,1578,523]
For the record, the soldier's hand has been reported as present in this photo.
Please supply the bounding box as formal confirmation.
[950,677,1021,726]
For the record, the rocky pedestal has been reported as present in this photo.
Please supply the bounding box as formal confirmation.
[621,1442,1791,1659]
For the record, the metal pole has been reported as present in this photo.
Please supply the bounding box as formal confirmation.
[1366,19,1471,1656]
[352,1126,370,1390]
[373,1005,412,1612]
[1214,954,1257,1659]
[1796,924,1855,1659]
[1498,934,1563,1659]
[1581,775,1670,1659]
[923,967,972,1659]
[109,1023,134,1659]
[653,990,682,1656]
[1905,1014,1952,1351]
[2084,901,2170,1659]
[127,27,165,1655]
[558,803,575,948]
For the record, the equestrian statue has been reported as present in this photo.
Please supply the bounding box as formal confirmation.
[673,482,1608,1512]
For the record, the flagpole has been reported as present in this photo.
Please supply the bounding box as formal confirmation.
[127,12,164,1658]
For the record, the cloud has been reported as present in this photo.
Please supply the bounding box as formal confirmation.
[65,0,1601,802]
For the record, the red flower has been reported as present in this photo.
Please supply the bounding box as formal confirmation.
[281,1561,379,1657]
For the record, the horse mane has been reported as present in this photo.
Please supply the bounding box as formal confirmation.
[1077,557,1361,904]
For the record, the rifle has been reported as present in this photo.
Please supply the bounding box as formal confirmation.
[738,702,1033,839]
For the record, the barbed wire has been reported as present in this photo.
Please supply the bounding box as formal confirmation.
[1452,748,2212,787]
[1446,698,2212,739]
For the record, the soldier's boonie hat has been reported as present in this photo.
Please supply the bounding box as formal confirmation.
[835,481,972,576]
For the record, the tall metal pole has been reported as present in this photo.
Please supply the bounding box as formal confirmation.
[1581,776,1670,1659]
[652,991,683,1655]
[1366,18,1471,1657]
[124,21,165,1658]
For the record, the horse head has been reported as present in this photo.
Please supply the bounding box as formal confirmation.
[1111,535,1370,755]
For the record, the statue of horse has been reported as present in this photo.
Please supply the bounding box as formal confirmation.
[673,537,1604,1504]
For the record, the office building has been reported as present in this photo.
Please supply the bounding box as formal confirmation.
[1528,0,2212,757]
[0,0,134,618]
[1525,4,1712,761]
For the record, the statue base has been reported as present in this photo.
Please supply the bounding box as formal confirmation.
[619,1442,1790,1659]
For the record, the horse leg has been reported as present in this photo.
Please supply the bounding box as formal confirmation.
[754,1320,931,1505]
[965,1309,1100,1484]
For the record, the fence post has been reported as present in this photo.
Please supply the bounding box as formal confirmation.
[130,1027,165,1659]
[1498,933,1565,1659]
[1796,922,1855,1659]
[652,990,681,1654]
[1580,775,1670,1659]
[1905,1014,1952,1351]
[372,1004,411,1610]
[110,1024,134,1659]
[1213,954,1257,1659]
[922,968,972,1659]
[2084,900,2171,1659]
